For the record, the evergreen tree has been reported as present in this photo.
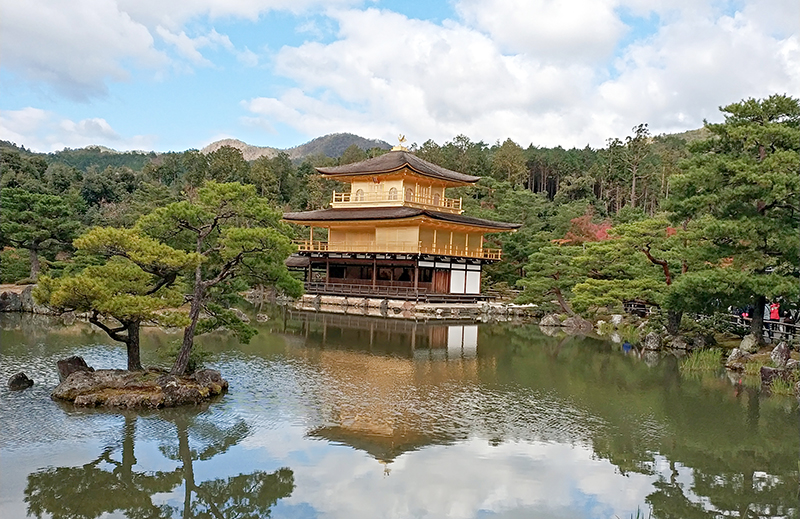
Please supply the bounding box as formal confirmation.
[137,182,303,375]
[0,188,82,280]
[34,227,200,370]
[666,94,800,339]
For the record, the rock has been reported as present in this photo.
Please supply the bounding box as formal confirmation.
[786,359,799,371]
[562,316,593,334]
[61,311,76,326]
[539,314,561,327]
[57,356,94,382]
[256,313,270,322]
[666,336,689,350]
[643,332,662,351]
[760,366,794,388]
[8,372,33,390]
[739,334,760,354]
[0,289,23,312]
[691,334,708,350]
[52,368,228,408]
[192,369,229,393]
[643,350,661,367]
[770,342,790,368]
[229,308,250,323]
[725,348,750,370]
[610,314,623,325]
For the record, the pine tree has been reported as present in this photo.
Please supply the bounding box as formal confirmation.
[666,94,800,339]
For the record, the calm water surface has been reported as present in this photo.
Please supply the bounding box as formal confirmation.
[0,310,797,519]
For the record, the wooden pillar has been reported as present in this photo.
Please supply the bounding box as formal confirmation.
[372,256,377,288]
[414,260,419,292]
[465,233,470,257]
[433,229,437,254]
[310,226,314,248]
[325,259,330,288]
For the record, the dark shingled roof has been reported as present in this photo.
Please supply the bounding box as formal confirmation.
[285,254,310,268]
[283,206,520,231]
[316,151,481,184]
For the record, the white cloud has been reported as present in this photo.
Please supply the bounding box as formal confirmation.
[156,27,234,66]
[1,0,361,101]
[242,1,800,148]
[456,0,626,62]
[0,108,155,152]
[0,0,166,100]
[237,47,260,67]
[595,4,800,134]
[244,8,601,146]
[115,0,362,30]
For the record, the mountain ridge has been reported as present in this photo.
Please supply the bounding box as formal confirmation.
[200,133,392,161]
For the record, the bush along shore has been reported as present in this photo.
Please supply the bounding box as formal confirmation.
[536,311,800,399]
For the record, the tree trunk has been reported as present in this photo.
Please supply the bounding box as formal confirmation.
[29,247,41,281]
[176,418,195,519]
[666,310,682,335]
[126,321,143,371]
[750,295,767,343]
[172,274,204,376]
[121,415,137,483]
[554,288,577,317]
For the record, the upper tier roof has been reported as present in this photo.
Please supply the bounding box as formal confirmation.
[316,151,481,184]
[283,206,521,231]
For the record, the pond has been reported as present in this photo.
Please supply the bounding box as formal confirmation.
[1,310,797,519]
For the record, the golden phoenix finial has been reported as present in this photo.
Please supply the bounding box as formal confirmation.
[392,134,408,151]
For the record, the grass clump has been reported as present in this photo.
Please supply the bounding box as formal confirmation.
[770,378,798,397]
[680,348,722,373]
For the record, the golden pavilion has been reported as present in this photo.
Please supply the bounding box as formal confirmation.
[283,147,520,301]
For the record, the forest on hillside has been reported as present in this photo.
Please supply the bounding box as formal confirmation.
[1,94,798,343]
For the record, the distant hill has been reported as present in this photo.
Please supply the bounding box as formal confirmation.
[48,146,156,171]
[667,127,711,143]
[286,133,391,159]
[201,133,391,161]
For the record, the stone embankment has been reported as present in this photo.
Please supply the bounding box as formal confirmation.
[292,294,540,321]
[0,284,54,314]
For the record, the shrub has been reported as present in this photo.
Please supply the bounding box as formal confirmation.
[0,248,30,284]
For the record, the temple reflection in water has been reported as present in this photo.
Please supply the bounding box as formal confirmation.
[282,310,481,361]
[280,311,488,463]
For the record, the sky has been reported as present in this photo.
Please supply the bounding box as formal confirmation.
[1,0,798,153]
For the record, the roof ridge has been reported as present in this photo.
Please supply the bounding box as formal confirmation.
[316,150,481,184]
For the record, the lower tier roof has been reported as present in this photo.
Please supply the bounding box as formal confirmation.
[283,207,520,231]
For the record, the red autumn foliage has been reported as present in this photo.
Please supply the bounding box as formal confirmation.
[557,209,613,245]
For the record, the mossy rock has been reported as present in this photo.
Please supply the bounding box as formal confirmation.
[52,368,228,408]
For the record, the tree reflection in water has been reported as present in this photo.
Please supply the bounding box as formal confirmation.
[24,412,294,519]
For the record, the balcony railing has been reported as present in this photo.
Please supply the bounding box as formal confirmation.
[293,240,502,260]
[331,191,462,213]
